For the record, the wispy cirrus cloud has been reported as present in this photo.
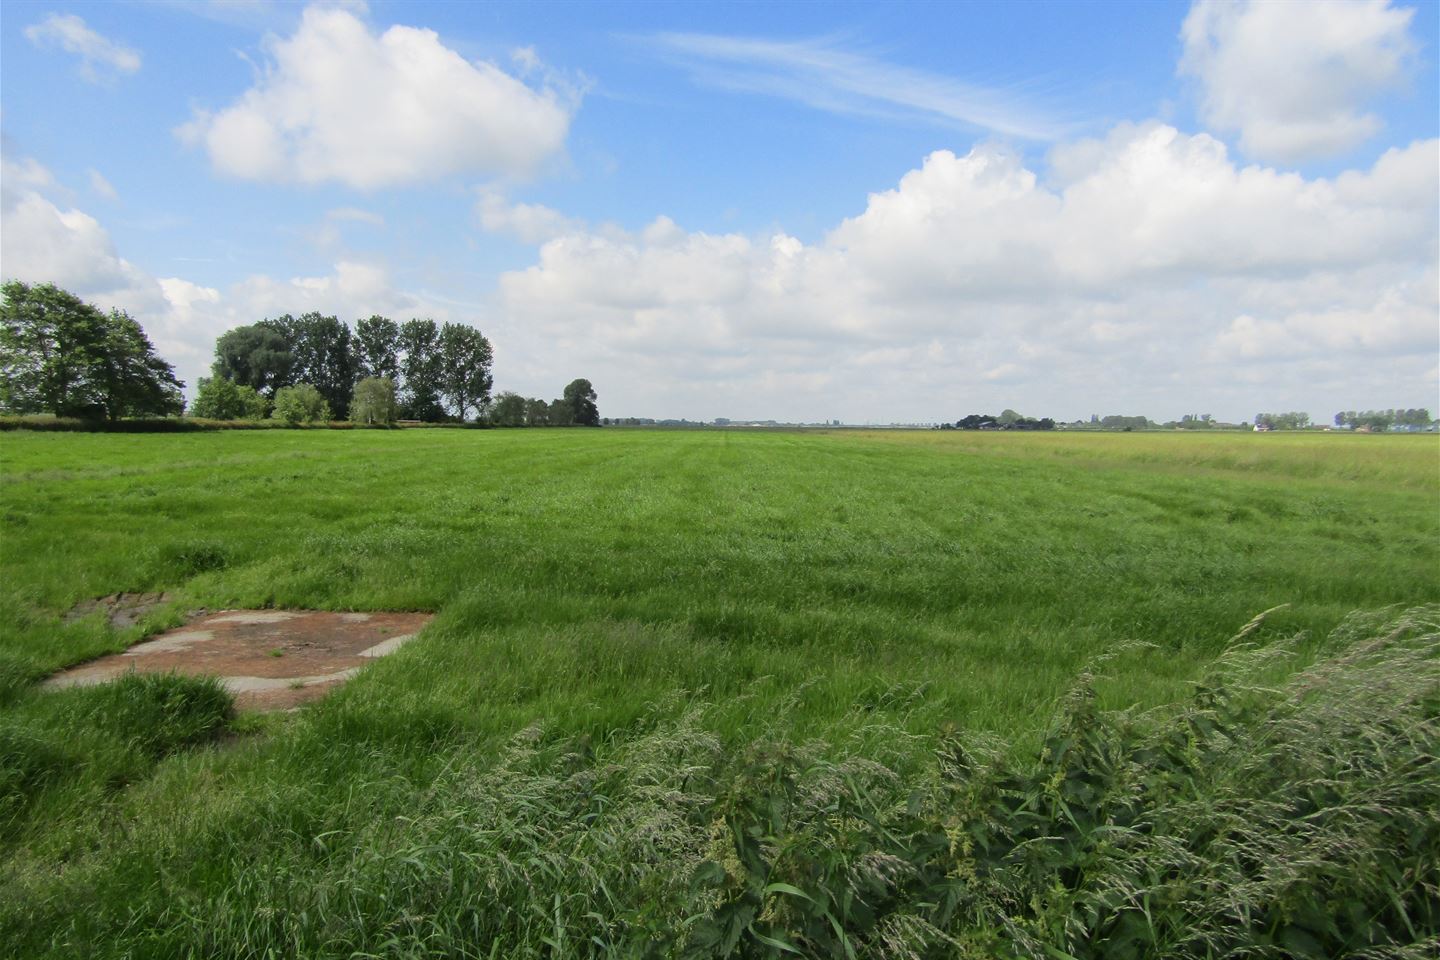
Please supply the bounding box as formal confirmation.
[644,32,1071,141]
[24,14,141,82]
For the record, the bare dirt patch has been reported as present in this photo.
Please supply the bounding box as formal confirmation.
[46,610,434,711]
[64,591,186,630]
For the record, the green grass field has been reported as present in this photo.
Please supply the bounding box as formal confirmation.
[1,428,1437,957]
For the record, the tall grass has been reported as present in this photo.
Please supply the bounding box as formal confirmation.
[3,607,1433,957]
[1,672,233,835]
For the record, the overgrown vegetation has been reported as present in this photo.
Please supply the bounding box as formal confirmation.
[0,429,1435,956]
[2,609,1435,957]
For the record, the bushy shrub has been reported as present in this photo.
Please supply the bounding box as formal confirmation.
[273,383,330,425]
[189,378,268,420]
[349,376,397,425]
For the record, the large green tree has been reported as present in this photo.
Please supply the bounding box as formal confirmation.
[213,324,294,396]
[437,322,493,421]
[354,315,400,382]
[265,313,355,419]
[349,376,398,425]
[93,309,186,419]
[491,391,527,427]
[0,281,183,418]
[562,378,600,426]
[547,397,574,426]
[398,319,444,421]
[524,397,550,426]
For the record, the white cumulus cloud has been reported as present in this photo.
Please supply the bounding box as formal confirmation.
[1,170,153,303]
[0,153,454,393]
[24,14,142,81]
[178,6,576,188]
[477,188,585,244]
[492,125,1438,420]
[1179,0,1417,163]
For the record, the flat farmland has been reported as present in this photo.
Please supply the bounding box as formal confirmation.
[1,428,1436,957]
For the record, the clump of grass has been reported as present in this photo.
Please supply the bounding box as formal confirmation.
[0,723,73,827]
[0,673,236,841]
[61,672,235,760]
[151,540,231,579]
[184,698,723,956]
[0,653,40,707]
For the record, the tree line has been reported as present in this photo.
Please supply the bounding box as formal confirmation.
[490,381,599,427]
[1253,412,1310,430]
[1333,409,1433,432]
[1,282,605,427]
[202,314,493,423]
[943,410,1056,431]
[197,315,604,427]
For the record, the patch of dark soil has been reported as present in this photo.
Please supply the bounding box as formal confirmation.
[65,592,176,630]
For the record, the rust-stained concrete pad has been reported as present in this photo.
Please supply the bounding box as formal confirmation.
[45,610,434,711]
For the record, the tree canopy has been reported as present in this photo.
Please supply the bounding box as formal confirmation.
[953,412,1054,431]
[354,316,400,383]
[563,378,600,426]
[350,376,398,426]
[0,281,183,419]
[491,391,527,427]
[263,313,355,419]
[398,319,444,421]
[1254,412,1310,430]
[205,313,496,425]
[1335,409,1434,432]
[213,324,293,396]
[437,322,493,421]
[487,381,600,428]
[189,377,268,420]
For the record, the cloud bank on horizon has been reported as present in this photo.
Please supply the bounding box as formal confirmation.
[2,0,1436,422]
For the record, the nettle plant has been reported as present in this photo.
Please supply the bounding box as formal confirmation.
[679,606,1439,959]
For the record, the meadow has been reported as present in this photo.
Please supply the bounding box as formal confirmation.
[0,427,1436,958]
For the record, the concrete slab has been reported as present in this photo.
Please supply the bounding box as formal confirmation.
[358,633,418,658]
[45,609,434,711]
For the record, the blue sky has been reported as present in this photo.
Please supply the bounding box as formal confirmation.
[2,0,1437,422]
